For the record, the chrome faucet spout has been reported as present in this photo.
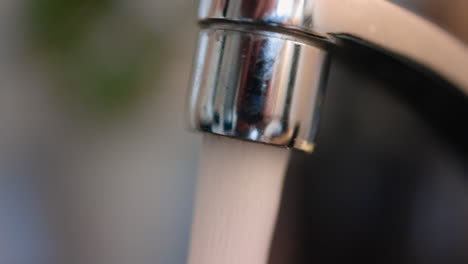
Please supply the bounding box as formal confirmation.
[188,0,468,153]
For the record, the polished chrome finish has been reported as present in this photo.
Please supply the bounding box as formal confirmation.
[188,26,329,152]
[188,0,468,152]
[198,0,468,93]
[198,0,325,38]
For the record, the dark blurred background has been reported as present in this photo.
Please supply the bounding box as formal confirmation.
[0,0,466,264]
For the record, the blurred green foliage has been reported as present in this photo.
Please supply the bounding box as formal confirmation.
[26,0,164,120]
[27,0,115,54]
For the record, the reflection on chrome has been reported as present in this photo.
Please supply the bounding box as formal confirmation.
[188,25,329,152]
[198,0,320,37]
[189,0,468,152]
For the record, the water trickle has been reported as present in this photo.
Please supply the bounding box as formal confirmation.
[188,135,290,264]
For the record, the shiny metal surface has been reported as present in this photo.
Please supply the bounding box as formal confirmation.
[198,0,468,93]
[198,0,323,38]
[188,25,329,152]
[188,0,468,152]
